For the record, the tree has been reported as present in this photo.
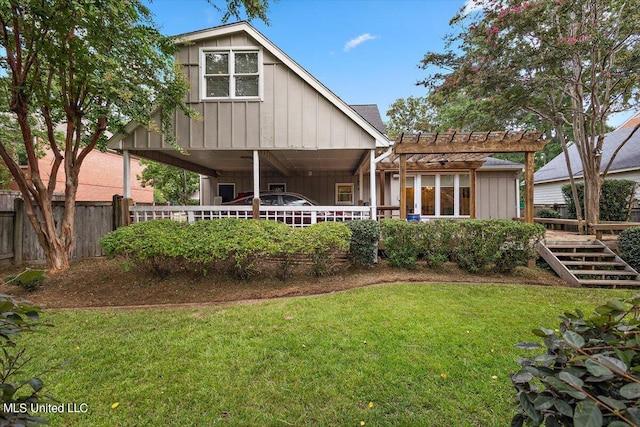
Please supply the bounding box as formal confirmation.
[419,0,640,227]
[0,0,270,272]
[138,161,200,206]
[385,96,434,138]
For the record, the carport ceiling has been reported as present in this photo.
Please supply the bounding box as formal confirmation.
[128,149,368,176]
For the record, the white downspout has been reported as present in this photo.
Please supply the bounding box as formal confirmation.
[516,177,521,219]
[123,150,131,199]
[253,150,260,199]
[370,149,377,221]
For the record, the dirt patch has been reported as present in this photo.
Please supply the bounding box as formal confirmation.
[0,257,567,310]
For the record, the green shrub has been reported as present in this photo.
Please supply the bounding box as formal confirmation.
[5,269,46,292]
[418,220,457,268]
[100,220,187,278]
[346,220,380,267]
[512,297,640,426]
[535,207,561,219]
[452,219,544,273]
[619,226,640,272]
[562,179,637,221]
[0,292,53,426]
[380,219,421,269]
[298,222,351,276]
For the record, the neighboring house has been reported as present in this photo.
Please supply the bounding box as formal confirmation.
[4,148,153,203]
[534,114,640,206]
[108,21,525,221]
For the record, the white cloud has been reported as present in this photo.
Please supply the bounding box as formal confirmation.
[462,0,490,16]
[343,33,377,52]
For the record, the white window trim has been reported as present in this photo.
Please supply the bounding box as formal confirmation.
[335,183,355,205]
[200,47,263,101]
[268,183,286,192]
[414,173,471,218]
[217,183,236,203]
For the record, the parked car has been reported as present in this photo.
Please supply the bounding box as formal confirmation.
[221,191,351,225]
[224,191,319,206]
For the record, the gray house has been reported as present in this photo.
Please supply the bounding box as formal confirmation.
[534,122,640,206]
[108,21,526,223]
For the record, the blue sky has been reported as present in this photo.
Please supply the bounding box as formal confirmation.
[146,0,633,127]
[147,0,466,120]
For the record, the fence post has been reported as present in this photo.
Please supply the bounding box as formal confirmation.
[112,195,132,229]
[13,198,23,266]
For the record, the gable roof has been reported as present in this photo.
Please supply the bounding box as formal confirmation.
[174,22,390,148]
[534,126,640,183]
[350,104,387,135]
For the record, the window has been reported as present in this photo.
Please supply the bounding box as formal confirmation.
[202,49,261,99]
[413,173,470,217]
[268,183,286,192]
[335,183,354,205]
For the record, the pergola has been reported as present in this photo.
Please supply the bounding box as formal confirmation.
[392,130,549,223]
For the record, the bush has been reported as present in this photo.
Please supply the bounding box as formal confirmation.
[100,220,187,278]
[0,292,53,426]
[380,219,421,269]
[346,220,380,267]
[536,207,561,219]
[298,222,351,276]
[562,180,637,221]
[619,226,640,272]
[452,219,544,273]
[512,297,640,426]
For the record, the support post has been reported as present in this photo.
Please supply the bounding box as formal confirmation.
[399,154,407,219]
[369,149,377,221]
[515,177,521,219]
[379,170,386,218]
[123,150,131,199]
[524,151,535,224]
[252,150,260,219]
[13,198,23,266]
[469,168,476,219]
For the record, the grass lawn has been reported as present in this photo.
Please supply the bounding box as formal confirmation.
[18,283,632,426]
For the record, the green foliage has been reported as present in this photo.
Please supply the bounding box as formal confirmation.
[381,219,544,272]
[346,220,380,267]
[5,269,46,292]
[385,96,434,138]
[100,220,187,278]
[562,180,638,222]
[0,291,52,426]
[618,227,640,272]
[296,222,351,277]
[536,207,562,219]
[380,219,421,269]
[512,297,640,427]
[100,219,352,280]
[137,161,200,205]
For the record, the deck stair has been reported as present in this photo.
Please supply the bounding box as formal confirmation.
[537,240,640,288]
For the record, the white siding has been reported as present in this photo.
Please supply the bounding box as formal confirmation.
[534,169,640,205]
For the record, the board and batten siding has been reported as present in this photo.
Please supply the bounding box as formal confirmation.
[122,33,376,152]
[534,169,640,206]
[475,171,519,219]
[204,171,360,206]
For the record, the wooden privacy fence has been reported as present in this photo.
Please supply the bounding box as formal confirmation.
[0,193,115,265]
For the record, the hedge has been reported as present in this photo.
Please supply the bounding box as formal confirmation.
[100,219,352,279]
[380,219,544,273]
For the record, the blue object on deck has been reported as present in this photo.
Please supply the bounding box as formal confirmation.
[407,214,421,222]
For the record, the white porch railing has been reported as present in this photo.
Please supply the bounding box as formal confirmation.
[129,205,372,227]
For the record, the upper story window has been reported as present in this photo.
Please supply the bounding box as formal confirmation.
[201,48,261,99]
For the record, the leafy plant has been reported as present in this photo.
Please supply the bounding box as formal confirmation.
[562,180,638,222]
[380,219,421,269]
[0,290,54,426]
[298,222,351,277]
[618,227,640,273]
[512,297,640,427]
[346,220,380,267]
[536,208,562,219]
[5,269,46,292]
